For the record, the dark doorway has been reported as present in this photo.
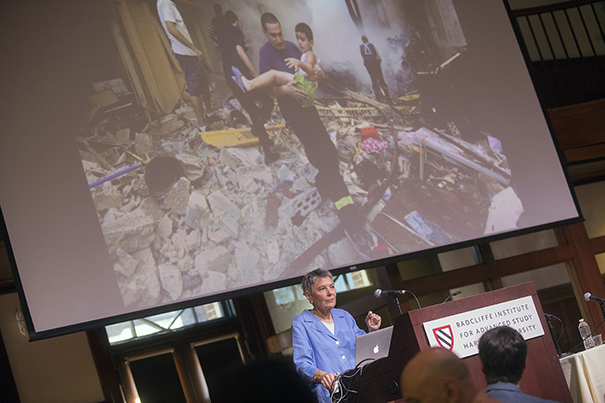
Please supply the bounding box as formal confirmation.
[129,352,187,403]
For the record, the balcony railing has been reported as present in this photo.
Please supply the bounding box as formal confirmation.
[511,0,605,108]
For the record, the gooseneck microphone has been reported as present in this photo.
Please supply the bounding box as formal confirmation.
[442,290,462,304]
[374,289,407,298]
[584,292,605,321]
[374,289,408,316]
[584,292,605,303]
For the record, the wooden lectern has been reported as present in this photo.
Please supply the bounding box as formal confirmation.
[340,282,572,403]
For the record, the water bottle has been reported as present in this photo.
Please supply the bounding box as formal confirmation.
[578,319,595,350]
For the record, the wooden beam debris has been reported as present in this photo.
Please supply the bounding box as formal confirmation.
[200,124,285,149]
[407,127,511,185]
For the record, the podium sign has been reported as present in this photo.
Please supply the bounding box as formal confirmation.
[343,283,571,403]
[422,296,544,358]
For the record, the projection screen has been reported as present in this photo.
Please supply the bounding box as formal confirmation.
[0,0,580,339]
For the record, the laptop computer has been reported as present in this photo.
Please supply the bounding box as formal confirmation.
[355,325,394,367]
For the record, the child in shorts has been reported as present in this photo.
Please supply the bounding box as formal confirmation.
[231,22,319,108]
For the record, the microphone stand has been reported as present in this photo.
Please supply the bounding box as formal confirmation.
[545,314,562,357]
[598,301,605,321]
[386,292,403,316]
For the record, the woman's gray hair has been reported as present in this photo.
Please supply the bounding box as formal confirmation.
[301,268,333,295]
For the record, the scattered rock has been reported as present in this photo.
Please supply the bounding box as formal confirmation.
[207,190,241,219]
[161,177,192,215]
[156,215,173,239]
[195,245,231,276]
[185,190,209,230]
[158,263,183,300]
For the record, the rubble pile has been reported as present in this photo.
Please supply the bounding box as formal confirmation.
[78,90,520,309]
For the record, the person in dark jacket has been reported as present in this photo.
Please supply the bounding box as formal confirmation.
[359,35,390,102]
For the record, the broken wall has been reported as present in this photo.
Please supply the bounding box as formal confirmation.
[115,0,186,114]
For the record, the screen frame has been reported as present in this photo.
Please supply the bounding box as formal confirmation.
[0,0,583,341]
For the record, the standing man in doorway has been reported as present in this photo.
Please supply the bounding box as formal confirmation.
[360,35,390,103]
[157,0,212,129]
[216,10,278,164]
[258,12,372,257]
[208,3,225,45]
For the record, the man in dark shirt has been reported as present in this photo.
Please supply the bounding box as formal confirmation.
[216,11,278,164]
[208,4,225,45]
[258,12,372,257]
[360,35,390,102]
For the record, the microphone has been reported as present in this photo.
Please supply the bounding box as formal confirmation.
[374,289,407,298]
[442,290,462,304]
[584,292,605,304]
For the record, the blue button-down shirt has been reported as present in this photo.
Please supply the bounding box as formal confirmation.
[292,308,366,403]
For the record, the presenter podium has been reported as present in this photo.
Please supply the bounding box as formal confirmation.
[340,282,572,403]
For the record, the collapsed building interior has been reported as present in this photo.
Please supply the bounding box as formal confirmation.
[75,0,522,309]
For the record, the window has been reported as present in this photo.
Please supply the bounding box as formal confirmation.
[105,301,234,345]
[271,270,373,306]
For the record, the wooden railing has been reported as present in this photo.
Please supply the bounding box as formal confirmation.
[510,0,605,108]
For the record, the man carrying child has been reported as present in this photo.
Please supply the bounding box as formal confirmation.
[257,12,373,257]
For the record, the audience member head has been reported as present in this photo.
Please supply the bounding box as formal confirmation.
[478,326,526,385]
[361,35,369,43]
[213,358,317,403]
[401,348,478,403]
[224,10,238,26]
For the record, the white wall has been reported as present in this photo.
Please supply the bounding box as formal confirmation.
[575,181,605,273]
[0,293,104,403]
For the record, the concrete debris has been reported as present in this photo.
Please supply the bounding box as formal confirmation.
[161,176,192,215]
[207,190,241,219]
[266,240,280,264]
[219,146,262,170]
[149,114,185,136]
[236,165,274,188]
[231,242,262,286]
[200,270,227,294]
[158,263,183,300]
[116,128,130,143]
[483,186,524,235]
[156,215,173,239]
[278,188,322,221]
[195,245,231,277]
[115,248,139,278]
[101,207,156,256]
[185,230,200,251]
[130,248,161,306]
[93,182,123,211]
[208,229,231,245]
[79,84,522,309]
[328,237,362,267]
[175,154,205,182]
[217,214,239,238]
[184,190,209,230]
[404,210,453,244]
[135,132,152,157]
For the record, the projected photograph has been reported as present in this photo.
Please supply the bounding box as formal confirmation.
[74,0,529,309]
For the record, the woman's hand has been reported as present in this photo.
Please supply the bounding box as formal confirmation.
[314,369,338,391]
[365,311,382,332]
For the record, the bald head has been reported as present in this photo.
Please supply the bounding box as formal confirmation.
[401,348,478,403]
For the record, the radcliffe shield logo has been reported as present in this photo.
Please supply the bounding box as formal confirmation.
[433,325,454,350]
